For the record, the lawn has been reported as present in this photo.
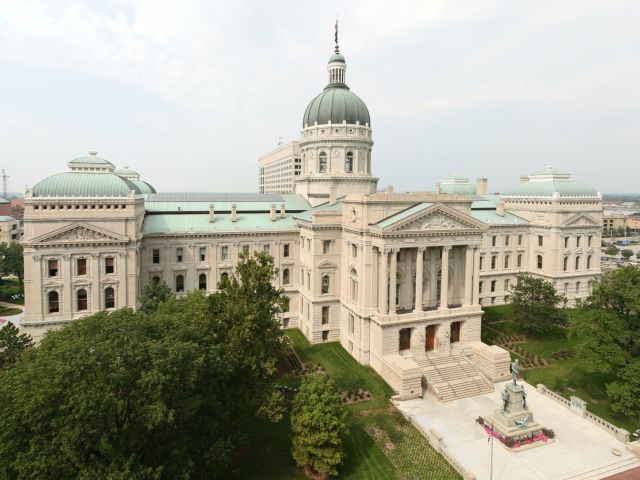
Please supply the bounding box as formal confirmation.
[481,313,638,433]
[0,306,22,316]
[227,329,461,480]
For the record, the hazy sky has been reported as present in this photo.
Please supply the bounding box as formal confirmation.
[1,0,638,194]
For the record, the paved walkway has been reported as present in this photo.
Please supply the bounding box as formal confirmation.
[0,301,24,327]
[397,380,640,480]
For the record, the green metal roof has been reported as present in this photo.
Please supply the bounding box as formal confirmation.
[502,180,597,198]
[68,155,114,167]
[328,52,345,63]
[471,210,529,225]
[293,199,344,222]
[0,216,15,221]
[376,203,433,228]
[32,172,141,197]
[303,85,370,127]
[440,183,476,195]
[114,166,139,177]
[471,194,501,209]
[132,179,156,194]
[144,193,309,213]
[143,214,298,235]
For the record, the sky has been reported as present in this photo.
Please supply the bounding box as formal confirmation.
[0,0,639,194]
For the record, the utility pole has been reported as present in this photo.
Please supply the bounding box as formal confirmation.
[1,169,7,198]
[490,419,494,480]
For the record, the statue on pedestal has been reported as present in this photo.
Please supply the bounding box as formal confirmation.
[511,359,521,386]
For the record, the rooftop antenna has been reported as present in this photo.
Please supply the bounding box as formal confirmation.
[1,169,7,198]
[277,136,283,145]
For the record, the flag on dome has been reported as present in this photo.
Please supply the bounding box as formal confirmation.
[335,18,338,45]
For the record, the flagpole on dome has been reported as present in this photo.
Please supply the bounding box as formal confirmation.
[334,16,339,53]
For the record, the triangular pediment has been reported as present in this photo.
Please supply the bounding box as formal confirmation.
[383,204,486,233]
[563,213,600,227]
[30,223,128,245]
[318,259,337,269]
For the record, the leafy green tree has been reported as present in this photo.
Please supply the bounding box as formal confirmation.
[0,242,24,284]
[291,373,348,477]
[139,277,173,314]
[571,266,640,424]
[510,274,566,334]
[621,249,634,260]
[0,298,240,479]
[605,245,620,256]
[0,322,33,369]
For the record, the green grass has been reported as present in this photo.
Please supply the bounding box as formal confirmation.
[482,304,514,320]
[0,306,22,316]
[227,329,462,480]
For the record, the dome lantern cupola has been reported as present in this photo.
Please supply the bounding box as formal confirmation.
[327,45,346,85]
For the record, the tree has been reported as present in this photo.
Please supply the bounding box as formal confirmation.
[571,266,640,424]
[291,373,348,478]
[0,322,33,369]
[139,278,173,314]
[636,251,640,260]
[0,242,24,284]
[606,245,620,256]
[510,274,566,334]
[621,249,634,260]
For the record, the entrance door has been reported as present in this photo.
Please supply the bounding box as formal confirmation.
[425,325,436,352]
[451,321,461,343]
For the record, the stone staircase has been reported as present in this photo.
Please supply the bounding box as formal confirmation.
[557,456,640,480]
[417,353,493,402]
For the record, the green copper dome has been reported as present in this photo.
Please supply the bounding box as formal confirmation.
[303,86,370,127]
[503,167,598,198]
[328,52,345,63]
[131,179,156,194]
[33,172,142,197]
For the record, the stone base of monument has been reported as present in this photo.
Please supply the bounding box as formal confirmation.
[488,382,544,442]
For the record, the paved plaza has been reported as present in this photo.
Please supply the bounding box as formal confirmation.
[397,381,640,480]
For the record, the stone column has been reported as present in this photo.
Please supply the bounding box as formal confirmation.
[429,248,437,307]
[389,248,398,314]
[414,247,425,313]
[63,254,72,318]
[439,246,450,310]
[464,245,473,306]
[379,249,388,315]
[472,246,481,305]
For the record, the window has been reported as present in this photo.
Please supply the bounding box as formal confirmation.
[199,247,206,261]
[77,289,87,311]
[538,235,543,247]
[221,246,229,260]
[345,151,353,173]
[563,257,568,271]
[220,272,229,283]
[491,235,497,247]
[564,236,570,248]
[504,255,509,269]
[505,235,510,247]
[576,281,581,294]
[491,280,496,292]
[537,255,543,269]
[517,254,522,268]
[105,287,115,309]
[319,152,327,172]
[451,321,461,343]
[283,244,290,257]
[152,276,160,283]
[588,235,593,247]
[77,258,87,275]
[518,234,523,246]
[322,306,329,324]
[105,257,115,274]
[263,244,270,255]
[152,249,160,264]
[351,243,358,258]
[48,291,59,313]
[587,255,592,269]
[491,255,496,270]
[350,269,358,302]
[307,272,310,290]
[349,314,354,334]
[321,275,330,294]
[175,275,184,293]
[199,273,207,290]
[282,268,290,285]
[176,248,184,263]
[479,281,484,293]
[48,259,59,277]
[399,328,411,351]
[575,256,580,270]
[322,330,329,342]
[322,240,331,254]
[504,279,510,292]
[479,256,484,270]
[576,236,581,248]
[242,245,250,255]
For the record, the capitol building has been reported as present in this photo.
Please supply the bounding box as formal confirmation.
[20,43,603,400]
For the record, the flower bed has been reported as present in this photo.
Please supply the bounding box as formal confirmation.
[476,417,554,449]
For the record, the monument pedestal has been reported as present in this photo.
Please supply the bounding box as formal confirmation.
[489,382,543,441]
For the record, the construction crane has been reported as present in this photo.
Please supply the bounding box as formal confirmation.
[1,169,7,199]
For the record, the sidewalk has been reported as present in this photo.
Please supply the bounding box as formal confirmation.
[0,300,24,327]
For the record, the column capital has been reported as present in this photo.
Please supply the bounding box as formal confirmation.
[442,245,452,252]
[417,246,426,253]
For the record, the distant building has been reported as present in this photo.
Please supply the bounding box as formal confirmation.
[0,216,20,243]
[258,141,301,194]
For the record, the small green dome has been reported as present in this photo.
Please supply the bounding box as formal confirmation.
[131,179,156,194]
[328,52,345,63]
[114,166,139,178]
[303,86,370,127]
[503,167,598,198]
[33,172,141,197]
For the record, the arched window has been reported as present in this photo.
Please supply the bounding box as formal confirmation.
[563,257,568,271]
[283,268,290,285]
[319,152,327,172]
[350,269,358,302]
[587,255,592,269]
[77,289,87,311]
[345,152,353,173]
[321,274,330,294]
[152,276,160,283]
[537,255,543,269]
[575,256,580,270]
[48,291,59,313]
[199,273,207,290]
[220,272,229,283]
[175,275,184,293]
[105,287,115,309]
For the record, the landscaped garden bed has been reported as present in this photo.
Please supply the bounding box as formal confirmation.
[476,416,555,450]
